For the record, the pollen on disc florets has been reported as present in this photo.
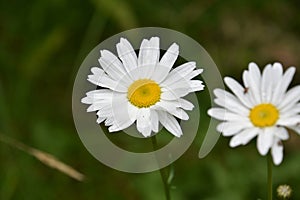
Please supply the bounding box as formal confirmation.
[249,103,279,127]
[127,79,161,108]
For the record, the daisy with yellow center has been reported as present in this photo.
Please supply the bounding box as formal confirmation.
[82,37,204,137]
[208,62,300,165]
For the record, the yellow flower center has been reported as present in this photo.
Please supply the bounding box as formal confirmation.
[249,104,279,127]
[127,79,161,108]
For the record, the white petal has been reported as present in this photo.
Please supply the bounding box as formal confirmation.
[87,67,127,92]
[136,108,152,137]
[213,89,249,116]
[151,63,173,83]
[272,67,296,105]
[157,110,183,137]
[268,63,283,98]
[277,116,300,126]
[138,37,160,66]
[161,62,196,86]
[150,109,159,133]
[280,102,300,115]
[116,38,138,74]
[178,98,194,110]
[243,63,262,104]
[184,69,203,80]
[81,96,92,104]
[125,64,157,81]
[153,100,189,120]
[207,108,248,121]
[229,128,259,147]
[224,77,253,108]
[278,85,300,110]
[159,43,179,69]
[108,95,137,132]
[161,87,188,100]
[217,121,253,136]
[96,117,106,124]
[96,105,113,118]
[98,50,126,80]
[85,89,113,100]
[274,127,289,140]
[87,101,110,112]
[151,43,179,83]
[261,64,273,103]
[272,62,283,80]
[189,80,205,92]
[257,128,274,155]
[271,138,284,165]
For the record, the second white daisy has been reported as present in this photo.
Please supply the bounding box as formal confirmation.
[82,37,204,138]
[208,62,300,165]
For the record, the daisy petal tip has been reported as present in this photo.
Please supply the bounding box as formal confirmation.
[120,37,128,43]
[248,61,258,68]
[169,43,179,51]
[257,146,269,156]
[171,128,183,138]
[108,126,119,133]
[223,76,232,83]
[229,139,239,148]
[207,109,213,117]
[140,130,152,138]
[150,36,160,42]
[273,62,283,67]
[81,97,88,104]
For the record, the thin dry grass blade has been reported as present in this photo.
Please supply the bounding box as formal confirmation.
[0,133,85,181]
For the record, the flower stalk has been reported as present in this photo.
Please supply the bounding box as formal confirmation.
[267,154,273,200]
[151,135,171,200]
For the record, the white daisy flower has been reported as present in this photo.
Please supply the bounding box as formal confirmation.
[208,62,300,165]
[82,37,204,138]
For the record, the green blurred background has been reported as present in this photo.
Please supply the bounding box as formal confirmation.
[1,0,300,199]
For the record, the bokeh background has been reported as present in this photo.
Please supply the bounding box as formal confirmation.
[1,0,300,199]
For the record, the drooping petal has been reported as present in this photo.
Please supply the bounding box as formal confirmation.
[257,128,274,155]
[271,138,284,165]
[150,109,159,133]
[136,108,152,137]
[274,127,289,140]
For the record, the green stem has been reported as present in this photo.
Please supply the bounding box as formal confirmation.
[151,136,171,200]
[267,154,273,200]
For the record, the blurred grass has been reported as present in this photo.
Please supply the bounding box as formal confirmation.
[1,0,300,199]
